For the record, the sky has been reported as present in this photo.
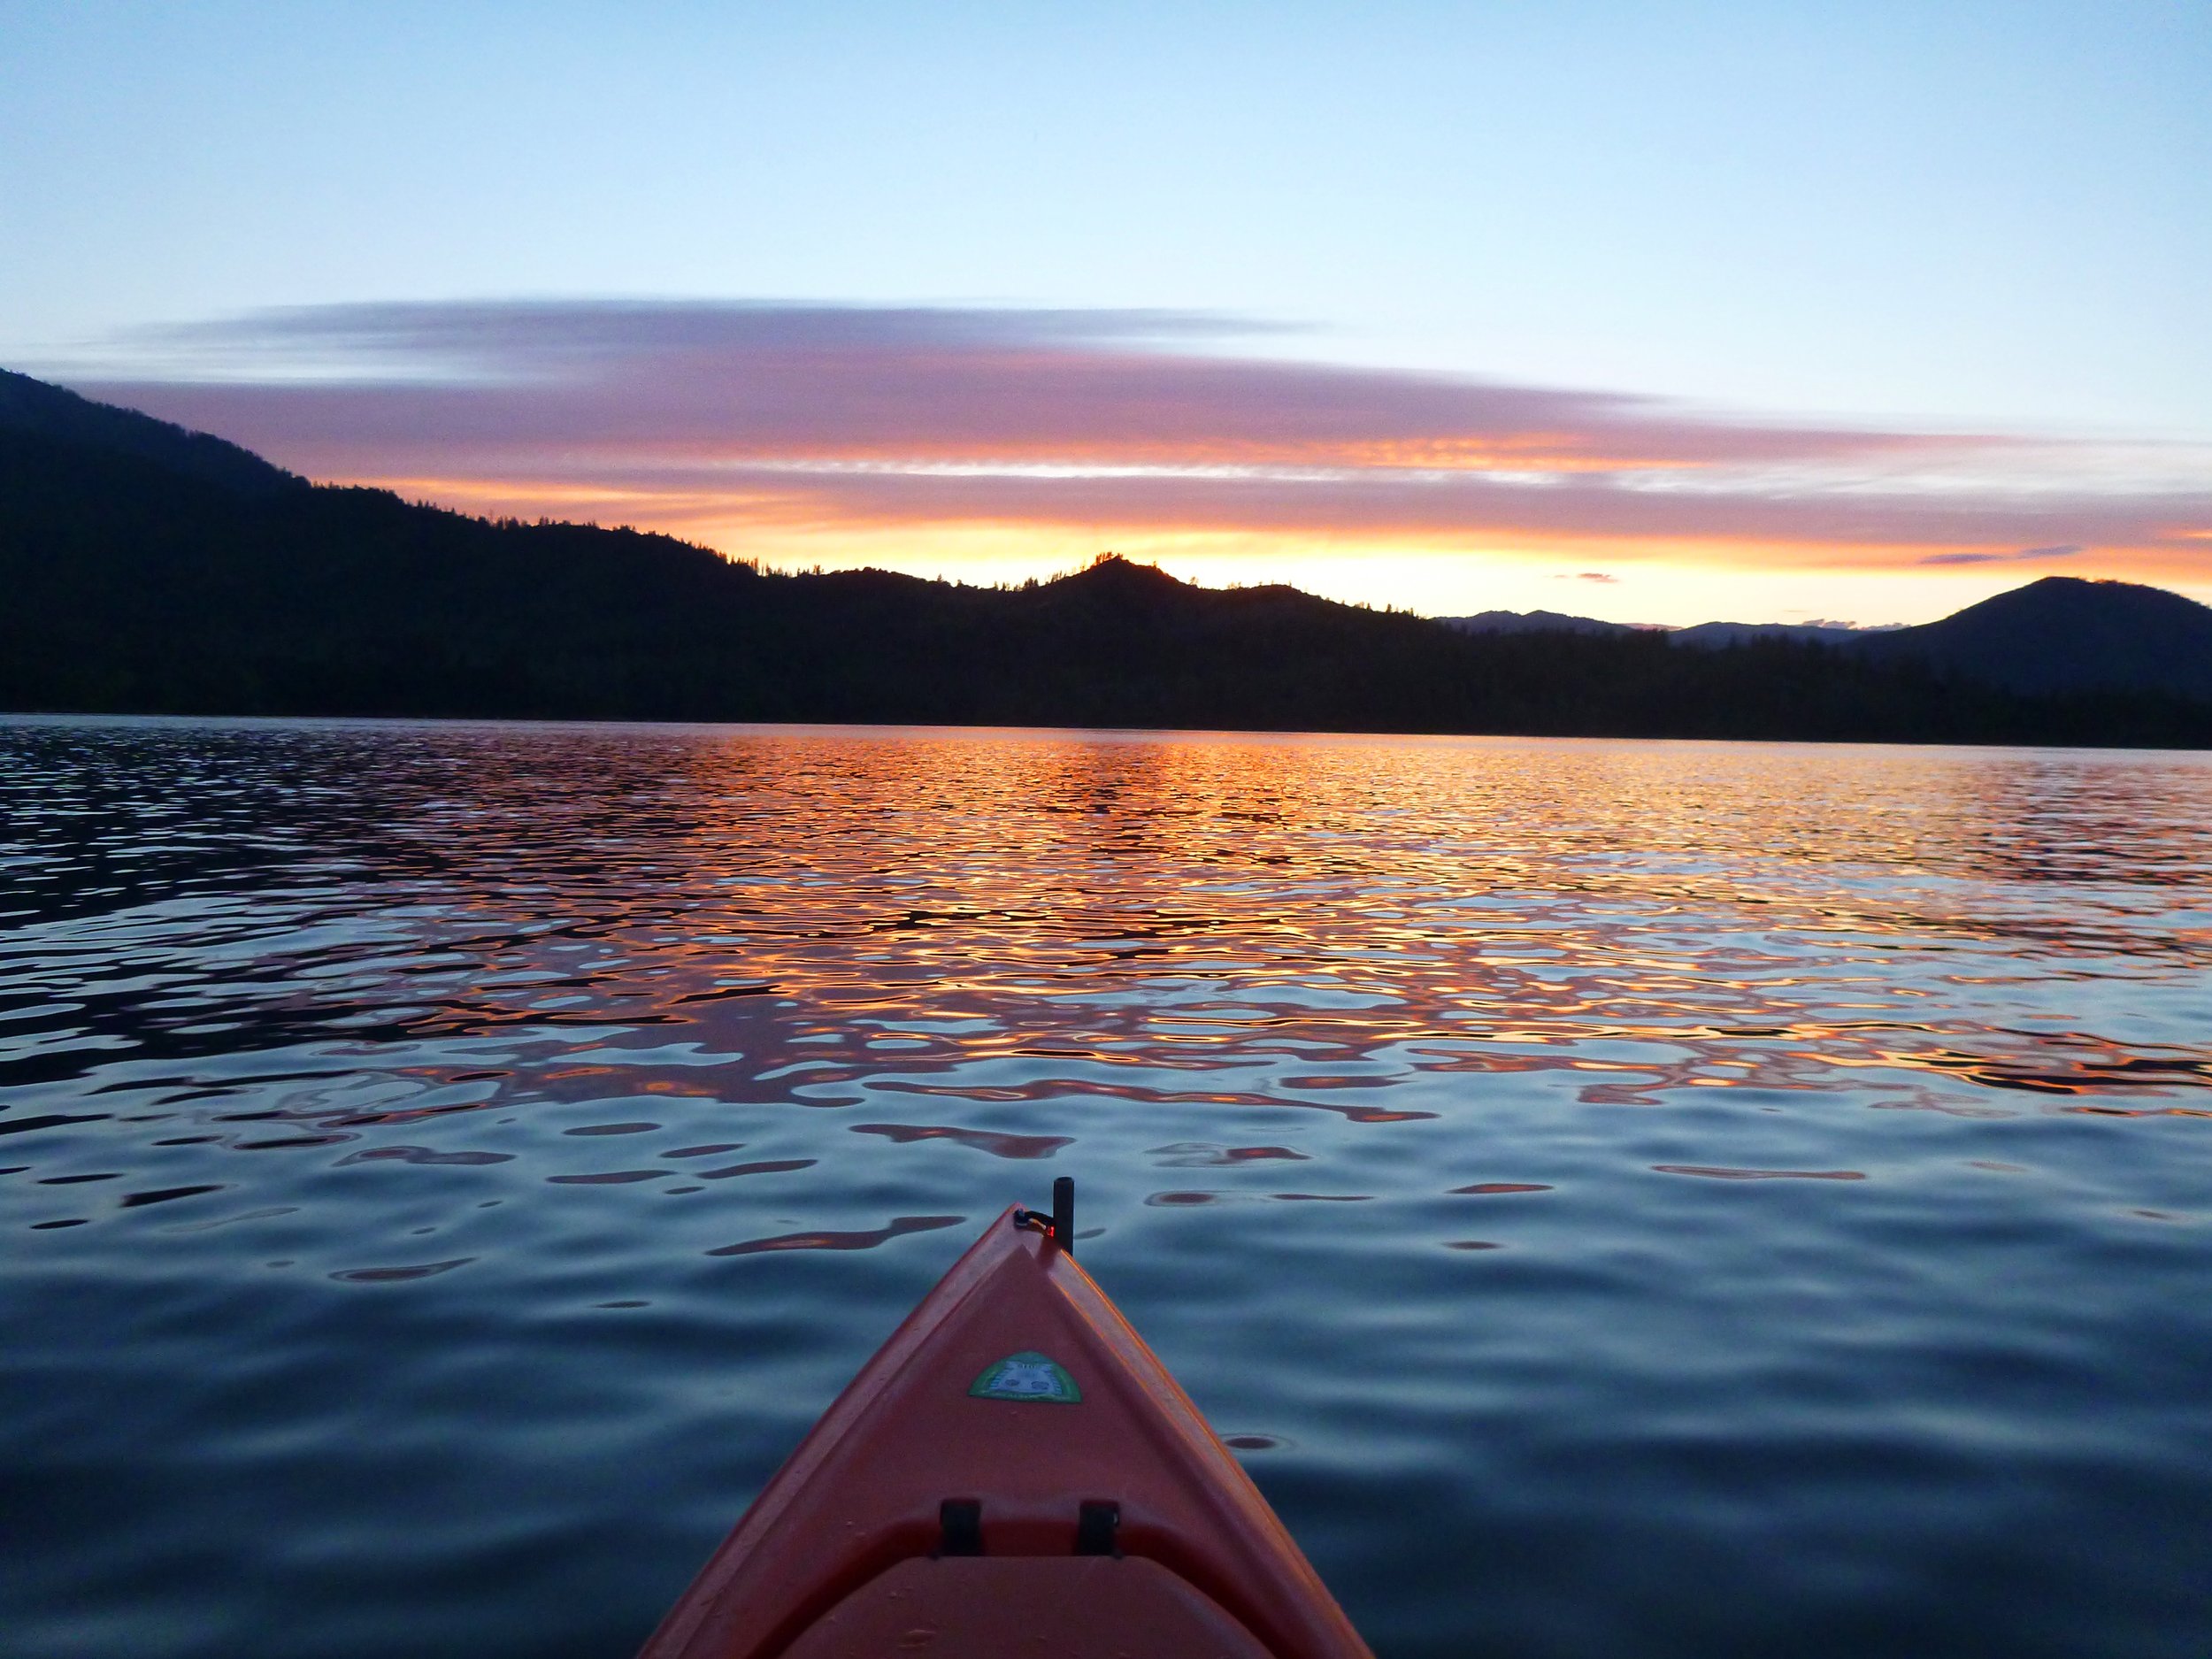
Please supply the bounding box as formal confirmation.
[4,1,2207,624]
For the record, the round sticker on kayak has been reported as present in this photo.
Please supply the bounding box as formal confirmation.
[969,1350,1081,1403]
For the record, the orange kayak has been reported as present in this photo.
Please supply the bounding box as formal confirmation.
[640,1180,1372,1659]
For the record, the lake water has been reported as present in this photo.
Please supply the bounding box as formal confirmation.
[4,716,2209,1659]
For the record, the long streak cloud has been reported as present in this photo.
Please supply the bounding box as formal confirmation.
[53,300,2212,573]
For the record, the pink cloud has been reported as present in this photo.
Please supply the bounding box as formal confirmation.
[50,300,2212,568]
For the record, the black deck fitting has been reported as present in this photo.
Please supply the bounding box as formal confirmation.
[1051,1176,1074,1255]
[1075,1500,1121,1556]
[937,1498,983,1557]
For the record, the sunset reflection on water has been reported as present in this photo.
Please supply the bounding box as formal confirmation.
[4,718,2209,1659]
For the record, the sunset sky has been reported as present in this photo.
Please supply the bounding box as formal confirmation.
[4,2,2207,625]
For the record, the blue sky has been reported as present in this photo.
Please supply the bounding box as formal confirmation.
[4,2,2207,620]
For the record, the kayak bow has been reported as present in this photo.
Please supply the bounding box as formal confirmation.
[640,1182,1371,1658]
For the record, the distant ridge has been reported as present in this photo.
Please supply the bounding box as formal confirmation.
[1445,611,1892,649]
[1442,583,2212,703]
[2,369,2207,748]
[1438,609,1646,638]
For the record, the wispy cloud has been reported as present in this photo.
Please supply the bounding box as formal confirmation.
[43,299,2212,576]
[1917,542,2085,566]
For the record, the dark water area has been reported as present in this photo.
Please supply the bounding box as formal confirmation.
[4,716,2209,1659]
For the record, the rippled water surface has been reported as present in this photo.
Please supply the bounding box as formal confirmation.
[5,717,2211,1658]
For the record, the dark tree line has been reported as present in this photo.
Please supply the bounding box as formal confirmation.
[4,423,2209,748]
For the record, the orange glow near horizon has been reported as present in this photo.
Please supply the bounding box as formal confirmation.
[350,472,2212,627]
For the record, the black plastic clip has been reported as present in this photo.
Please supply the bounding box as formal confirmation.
[1075,1500,1121,1556]
[937,1498,983,1557]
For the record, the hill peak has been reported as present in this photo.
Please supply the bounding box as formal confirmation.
[1863,573,2212,699]
[1053,552,1189,593]
[1958,573,2204,613]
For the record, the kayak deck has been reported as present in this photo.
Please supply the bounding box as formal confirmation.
[640,1200,1371,1659]
[779,1557,1274,1657]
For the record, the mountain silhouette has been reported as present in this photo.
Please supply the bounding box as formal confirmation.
[1858,577,2212,700]
[1435,579,2212,701]
[0,367,297,496]
[2,370,2207,747]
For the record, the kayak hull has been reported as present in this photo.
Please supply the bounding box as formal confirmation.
[639,1206,1370,1659]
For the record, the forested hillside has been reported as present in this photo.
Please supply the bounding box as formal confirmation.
[4,371,2208,747]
